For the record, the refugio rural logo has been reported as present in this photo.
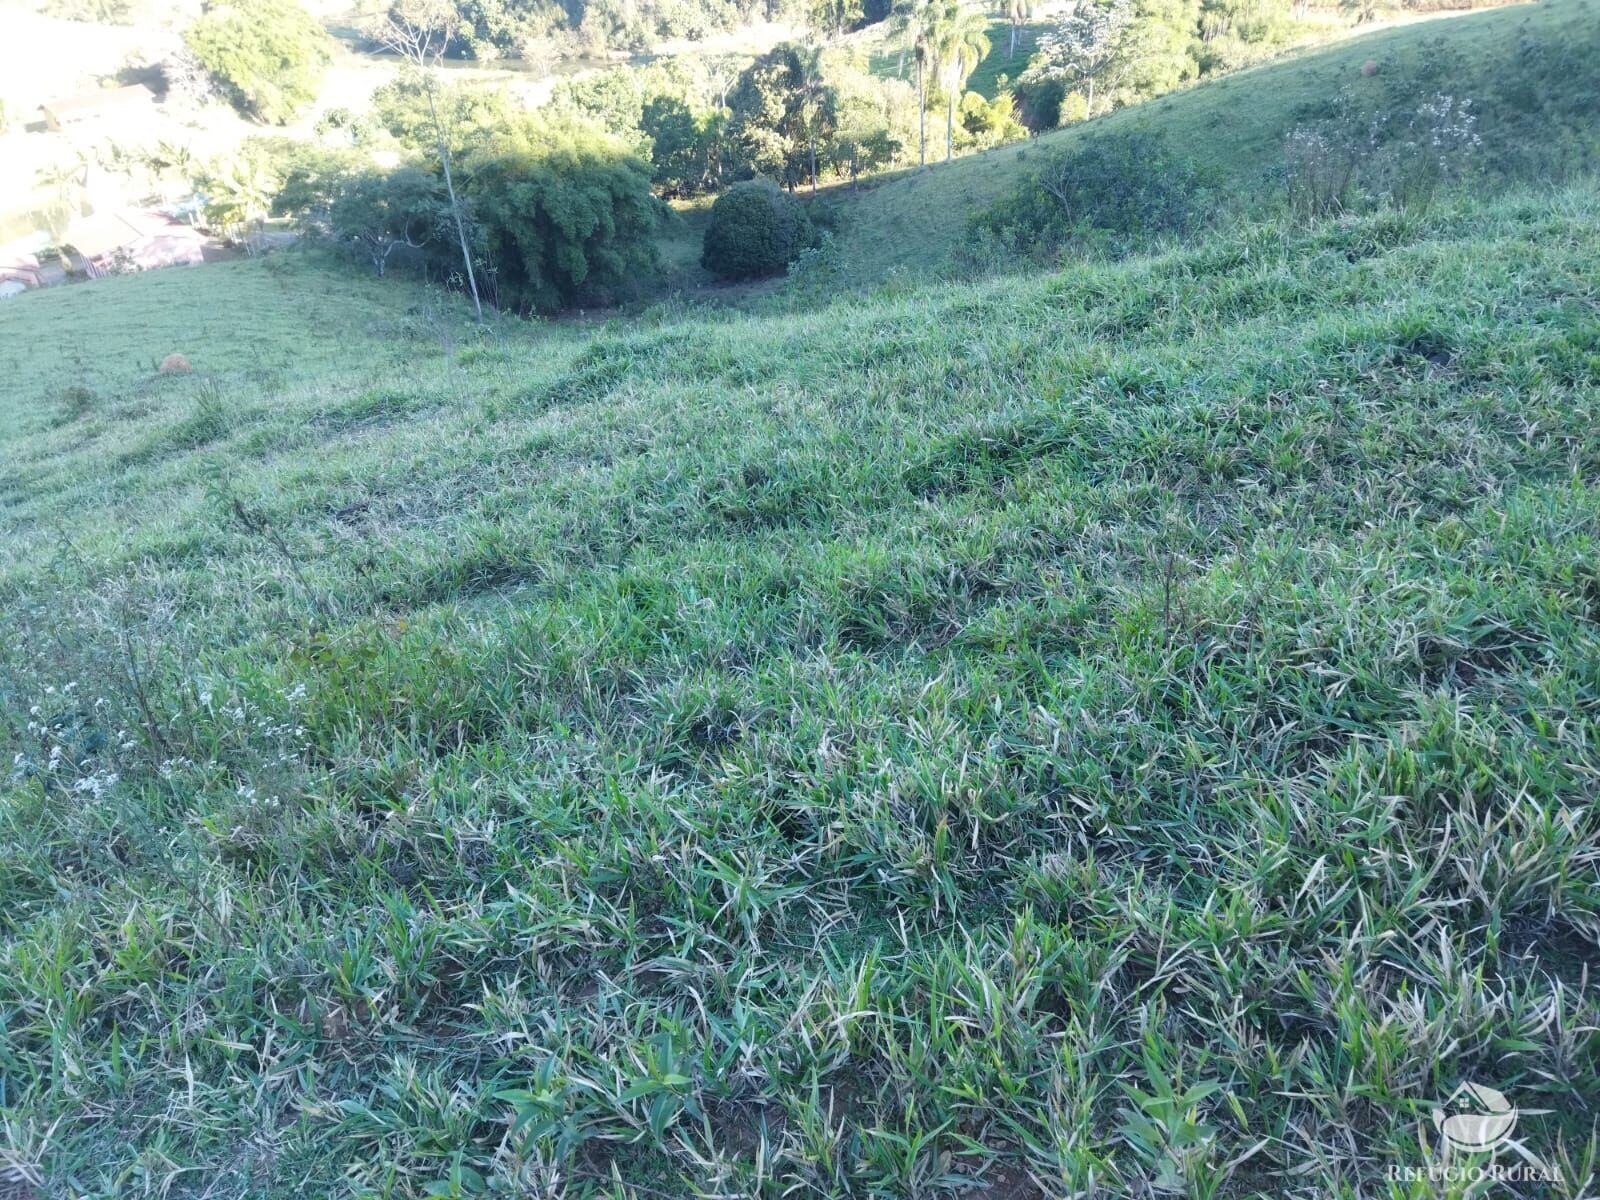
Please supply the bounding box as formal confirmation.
[1387,1082,1564,1186]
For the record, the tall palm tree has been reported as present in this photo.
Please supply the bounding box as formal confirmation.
[892,0,942,166]
[793,42,835,194]
[937,1,990,163]
[1004,0,1033,57]
[35,153,89,238]
[203,154,278,252]
[146,140,197,205]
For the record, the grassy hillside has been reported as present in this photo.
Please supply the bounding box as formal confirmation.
[866,18,1050,100]
[4,182,1600,1197]
[821,0,1600,287]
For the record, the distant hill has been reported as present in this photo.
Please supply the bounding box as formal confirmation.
[819,0,1599,288]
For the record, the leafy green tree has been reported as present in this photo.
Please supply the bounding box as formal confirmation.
[1120,0,1202,100]
[371,0,822,60]
[329,167,446,276]
[809,0,864,38]
[643,95,714,195]
[1033,0,1132,119]
[726,43,837,190]
[960,88,1024,145]
[700,178,819,279]
[370,73,516,157]
[378,0,560,58]
[201,150,280,249]
[795,45,840,192]
[184,0,331,125]
[262,141,357,223]
[551,68,649,150]
[462,116,661,312]
[827,51,915,181]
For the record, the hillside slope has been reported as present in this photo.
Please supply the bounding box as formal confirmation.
[820,0,1600,287]
[3,188,1600,1197]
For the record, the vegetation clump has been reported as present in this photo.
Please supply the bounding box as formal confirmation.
[971,129,1205,255]
[700,178,820,279]
[464,117,663,312]
[183,0,331,125]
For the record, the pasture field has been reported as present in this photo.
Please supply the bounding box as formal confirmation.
[822,0,1600,287]
[3,178,1600,1195]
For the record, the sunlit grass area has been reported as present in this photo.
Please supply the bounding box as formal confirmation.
[865,17,1049,98]
[823,0,1598,288]
[4,178,1600,1195]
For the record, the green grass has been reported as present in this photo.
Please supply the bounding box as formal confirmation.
[964,20,1047,97]
[867,18,1049,99]
[823,0,1600,288]
[4,177,1600,1197]
[654,195,719,292]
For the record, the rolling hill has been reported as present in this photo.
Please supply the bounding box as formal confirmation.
[817,0,1600,287]
[3,4,1600,1195]
[4,178,1600,1196]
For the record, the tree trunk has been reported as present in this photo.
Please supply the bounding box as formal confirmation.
[946,74,954,162]
[425,77,483,323]
[810,135,817,194]
[438,149,482,323]
[1009,21,1017,56]
[917,61,926,166]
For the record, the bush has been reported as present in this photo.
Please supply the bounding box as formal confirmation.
[371,74,517,156]
[1013,74,1065,131]
[969,130,1206,256]
[701,180,819,281]
[1282,88,1483,219]
[328,168,447,278]
[960,90,1027,147]
[184,0,330,125]
[463,116,663,313]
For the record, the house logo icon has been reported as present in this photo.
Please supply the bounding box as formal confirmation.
[1431,1082,1518,1153]
[1389,1082,1563,1186]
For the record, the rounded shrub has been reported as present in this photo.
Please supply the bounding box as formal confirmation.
[701,180,819,281]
